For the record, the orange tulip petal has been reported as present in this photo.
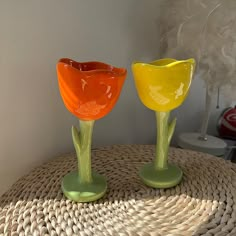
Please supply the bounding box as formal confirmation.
[56,58,126,120]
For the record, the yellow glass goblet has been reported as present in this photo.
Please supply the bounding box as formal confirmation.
[132,58,195,188]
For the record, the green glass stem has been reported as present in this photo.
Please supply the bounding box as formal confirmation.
[72,120,95,184]
[154,111,176,170]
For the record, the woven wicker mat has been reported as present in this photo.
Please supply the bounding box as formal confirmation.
[1,145,236,236]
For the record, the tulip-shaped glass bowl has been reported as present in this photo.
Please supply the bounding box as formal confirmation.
[57,58,126,202]
[132,58,195,188]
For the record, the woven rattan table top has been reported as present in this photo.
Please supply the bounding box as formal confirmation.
[0,145,236,236]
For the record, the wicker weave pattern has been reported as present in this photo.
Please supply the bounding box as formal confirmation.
[0,145,236,236]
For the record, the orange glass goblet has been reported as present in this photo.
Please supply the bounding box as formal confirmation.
[57,58,127,202]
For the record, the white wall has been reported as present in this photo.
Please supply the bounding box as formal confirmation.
[0,0,225,195]
[0,0,161,195]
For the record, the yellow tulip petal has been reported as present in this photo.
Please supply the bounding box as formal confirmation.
[132,58,195,111]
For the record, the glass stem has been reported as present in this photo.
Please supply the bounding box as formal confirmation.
[72,120,94,184]
[154,111,176,170]
[199,87,212,140]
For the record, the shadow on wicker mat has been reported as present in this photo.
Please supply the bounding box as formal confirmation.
[0,145,236,235]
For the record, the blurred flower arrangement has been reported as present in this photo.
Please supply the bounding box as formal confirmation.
[159,0,236,140]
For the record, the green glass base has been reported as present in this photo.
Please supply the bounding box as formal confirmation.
[139,163,183,188]
[61,171,107,202]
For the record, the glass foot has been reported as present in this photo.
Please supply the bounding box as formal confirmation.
[139,163,183,188]
[61,171,107,202]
